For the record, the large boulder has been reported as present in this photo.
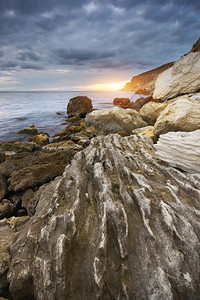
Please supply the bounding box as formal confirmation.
[155,130,200,173]
[8,134,200,299]
[85,107,147,134]
[140,101,168,125]
[67,96,93,117]
[153,52,200,100]
[154,97,200,136]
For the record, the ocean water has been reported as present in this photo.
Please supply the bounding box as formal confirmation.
[0,91,143,142]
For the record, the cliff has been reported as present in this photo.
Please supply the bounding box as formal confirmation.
[122,62,174,94]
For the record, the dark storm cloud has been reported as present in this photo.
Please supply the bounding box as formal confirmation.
[52,48,116,65]
[0,0,199,89]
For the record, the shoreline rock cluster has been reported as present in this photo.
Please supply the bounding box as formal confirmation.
[0,39,200,299]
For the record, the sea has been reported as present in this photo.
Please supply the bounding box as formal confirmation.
[0,91,144,142]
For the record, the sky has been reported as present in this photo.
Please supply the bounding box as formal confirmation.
[0,0,199,91]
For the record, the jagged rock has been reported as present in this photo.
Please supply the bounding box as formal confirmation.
[140,101,168,125]
[113,98,130,106]
[67,96,93,117]
[0,175,7,201]
[153,52,200,100]
[154,97,200,136]
[0,150,76,193]
[8,134,200,300]
[0,216,29,297]
[122,62,174,94]
[0,141,35,155]
[132,126,157,143]
[155,130,200,173]
[85,107,147,134]
[18,125,38,135]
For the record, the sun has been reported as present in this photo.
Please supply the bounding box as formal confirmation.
[84,81,127,91]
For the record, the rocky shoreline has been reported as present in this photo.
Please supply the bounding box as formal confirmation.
[0,39,200,299]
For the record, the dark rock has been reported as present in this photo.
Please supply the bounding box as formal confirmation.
[0,200,15,219]
[0,175,7,201]
[113,97,130,106]
[0,153,5,163]
[122,62,174,94]
[131,95,153,111]
[18,125,38,135]
[8,134,200,300]
[0,149,77,193]
[67,96,93,117]
[189,36,200,53]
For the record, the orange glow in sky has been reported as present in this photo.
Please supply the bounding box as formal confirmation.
[80,81,127,91]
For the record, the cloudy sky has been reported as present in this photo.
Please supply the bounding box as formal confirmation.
[0,0,199,91]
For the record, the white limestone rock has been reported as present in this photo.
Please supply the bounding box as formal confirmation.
[154,97,200,136]
[85,107,147,133]
[153,52,200,100]
[139,101,168,125]
[155,130,200,173]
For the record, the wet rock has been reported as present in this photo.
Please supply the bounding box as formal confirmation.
[8,134,200,300]
[140,101,168,125]
[155,130,200,173]
[132,126,157,143]
[0,150,77,193]
[67,96,93,117]
[18,124,38,135]
[153,52,200,100]
[0,216,29,297]
[85,107,147,134]
[154,96,200,136]
[43,140,82,152]
[0,175,7,201]
[113,98,130,106]
[0,141,35,155]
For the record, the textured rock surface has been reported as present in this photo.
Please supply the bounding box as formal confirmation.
[0,216,29,297]
[155,130,200,173]
[67,96,93,117]
[154,97,200,136]
[122,62,174,94]
[85,107,147,134]
[140,101,168,125]
[8,134,200,300]
[0,149,76,192]
[153,52,200,100]
[18,125,38,135]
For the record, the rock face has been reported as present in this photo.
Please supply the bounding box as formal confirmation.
[85,107,147,134]
[154,97,200,136]
[153,52,200,100]
[0,216,29,297]
[189,37,200,53]
[0,149,76,193]
[140,101,168,125]
[67,96,93,117]
[8,134,200,300]
[155,130,200,173]
[122,62,174,94]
